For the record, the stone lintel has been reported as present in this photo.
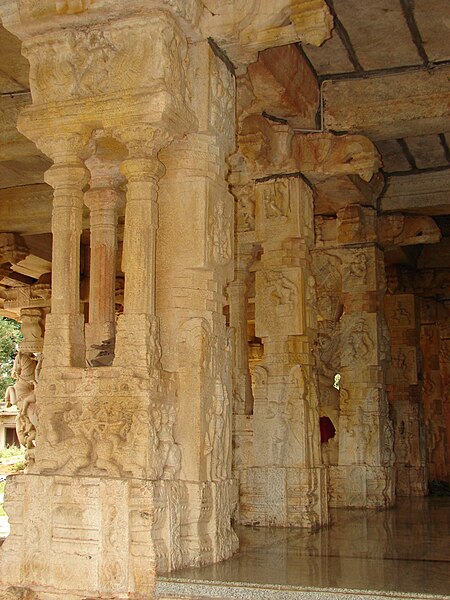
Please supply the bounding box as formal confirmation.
[381,170,450,216]
[323,66,450,140]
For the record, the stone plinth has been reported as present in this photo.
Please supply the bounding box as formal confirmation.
[239,466,328,528]
[1,472,237,599]
[2,473,155,600]
[328,466,395,509]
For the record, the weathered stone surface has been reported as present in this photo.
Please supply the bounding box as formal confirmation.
[0,1,449,599]
[404,134,449,170]
[314,173,384,216]
[378,214,441,247]
[202,0,333,67]
[381,171,450,216]
[0,94,39,161]
[413,0,450,62]
[323,66,450,139]
[0,25,29,93]
[244,44,319,128]
[331,0,420,70]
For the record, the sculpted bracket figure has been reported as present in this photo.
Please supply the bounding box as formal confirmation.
[5,351,41,466]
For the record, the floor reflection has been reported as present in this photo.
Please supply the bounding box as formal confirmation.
[160,497,450,597]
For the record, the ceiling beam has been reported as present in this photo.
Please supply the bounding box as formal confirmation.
[381,170,450,215]
[323,65,450,140]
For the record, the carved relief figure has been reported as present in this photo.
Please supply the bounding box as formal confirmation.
[263,184,289,219]
[342,317,373,364]
[5,351,40,464]
[349,251,367,283]
[210,57,234,139]
[68,29,117,96]
[205,378,230,480]
[265,271,297,316]
[267,366,306,465]
[178,318,212,377]
[40,403,94,475]
[210,197,232,266]
[149,317,163,371]
[155,404,181,480]
[238,187,255,231]
[394,300,412,326]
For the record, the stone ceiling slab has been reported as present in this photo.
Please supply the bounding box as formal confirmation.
[302,32,355,76]
[0,155,50,188]
[333,0,421,70]
[375,139,411,173]
[404,134,449,170]
[0,26,29,93]
[412,0,450,62]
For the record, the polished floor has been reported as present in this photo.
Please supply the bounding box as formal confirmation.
[158,498,450,599]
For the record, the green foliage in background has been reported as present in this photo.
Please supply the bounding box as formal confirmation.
[0,317,22,400]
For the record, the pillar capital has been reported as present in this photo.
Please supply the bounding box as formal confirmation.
[44,162,89,195]
[84,187,124,212]
[85,151,125,191]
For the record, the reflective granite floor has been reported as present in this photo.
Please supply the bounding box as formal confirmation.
[158,497,450,599]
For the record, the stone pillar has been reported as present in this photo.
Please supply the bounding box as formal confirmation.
[0,5,198,598]
[312,232,343,467]
[42,134,89,368]
[157,41,238,568]
[239,176,328,528]
[230,183,257,499]
[421,321,447,485]
[84,155,123,365]
[328,205,395,508]
[113,129,168,371]
[228,243,254,416]
[385,292,427,496]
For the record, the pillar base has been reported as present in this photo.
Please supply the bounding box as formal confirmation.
[396,465,427,497]
[1,474,155,599]
[238,466,328,529]
[1,474,238,599]
[328,465,395,508]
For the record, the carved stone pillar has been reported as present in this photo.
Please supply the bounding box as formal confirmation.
[41,134,89,368]
[157,41,238,568]
[0,5,198,599]
[84,155,123,366]
[312,235,343,468]
[228,244,254,416]
[112,129,168,370]
[327,205,395,509]
[239,176,328,529]
[385,293,427,496]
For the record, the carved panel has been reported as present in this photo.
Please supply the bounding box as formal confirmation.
[255,268,304,337]
[24,15,188,103]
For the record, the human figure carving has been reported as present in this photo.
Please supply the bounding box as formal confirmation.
[158,405,181,480]
[266,271,297,314]
[205,379,229,480]
[394,300,411,326]
[344,318,372,363]
[4,351,40,464]
[263,187,287,219]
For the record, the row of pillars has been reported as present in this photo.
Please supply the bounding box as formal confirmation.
[43,132,165,370]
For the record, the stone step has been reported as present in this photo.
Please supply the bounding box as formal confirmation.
[156,579,450,600]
